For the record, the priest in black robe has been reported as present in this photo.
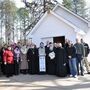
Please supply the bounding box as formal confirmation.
[56,43,67,77]
[46,42,56,75]
[27,44,38,74]
[45,41,50,74]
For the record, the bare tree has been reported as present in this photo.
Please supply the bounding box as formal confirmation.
[22,0,58,36]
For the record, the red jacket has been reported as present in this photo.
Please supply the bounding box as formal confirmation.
[3,50,14,64]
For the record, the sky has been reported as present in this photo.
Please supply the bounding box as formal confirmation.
[13,0,90,8]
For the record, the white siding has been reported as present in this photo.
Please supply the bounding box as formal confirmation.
[84,29,90,46]
[31,13,77,46]
[54,6,88,32]
[41,37,53,46]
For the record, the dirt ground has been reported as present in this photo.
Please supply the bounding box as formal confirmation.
[0,74,90,90]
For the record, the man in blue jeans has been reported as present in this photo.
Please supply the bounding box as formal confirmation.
[67,42,77,78]
[74,39,85,76]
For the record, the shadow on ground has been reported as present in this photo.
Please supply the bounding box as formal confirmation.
[0,74,90,90]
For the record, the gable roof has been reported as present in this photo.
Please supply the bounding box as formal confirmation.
[53,4,89,24]
[29,11,85,36]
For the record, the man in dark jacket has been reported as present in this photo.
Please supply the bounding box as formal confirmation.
[67,42,77,78]
[81,39,90,74]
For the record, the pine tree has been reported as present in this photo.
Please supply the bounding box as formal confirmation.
[72,0,86,17]
[62,0,72,10]
[62,0,86,18]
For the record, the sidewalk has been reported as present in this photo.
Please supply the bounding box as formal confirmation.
[0,74,90,90]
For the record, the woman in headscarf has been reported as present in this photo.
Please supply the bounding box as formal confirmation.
[20,44,28,74]
[14,46,21,75]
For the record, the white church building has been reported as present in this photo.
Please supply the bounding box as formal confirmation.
[27,4,90,47]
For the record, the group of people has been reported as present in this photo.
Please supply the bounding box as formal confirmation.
[0,38,90,78]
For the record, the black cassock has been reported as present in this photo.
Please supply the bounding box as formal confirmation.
[27,48,39,74]
[56,47,67,77]
[46,47,56,75]
[0,51,2,76]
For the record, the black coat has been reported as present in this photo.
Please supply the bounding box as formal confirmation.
[56,47,67,77]
[0,49,2,75]
[83,43,90,57]
[46,47,56,75]
[27,48,39,74]
[0,48,5,75]
[67,46,76,59]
